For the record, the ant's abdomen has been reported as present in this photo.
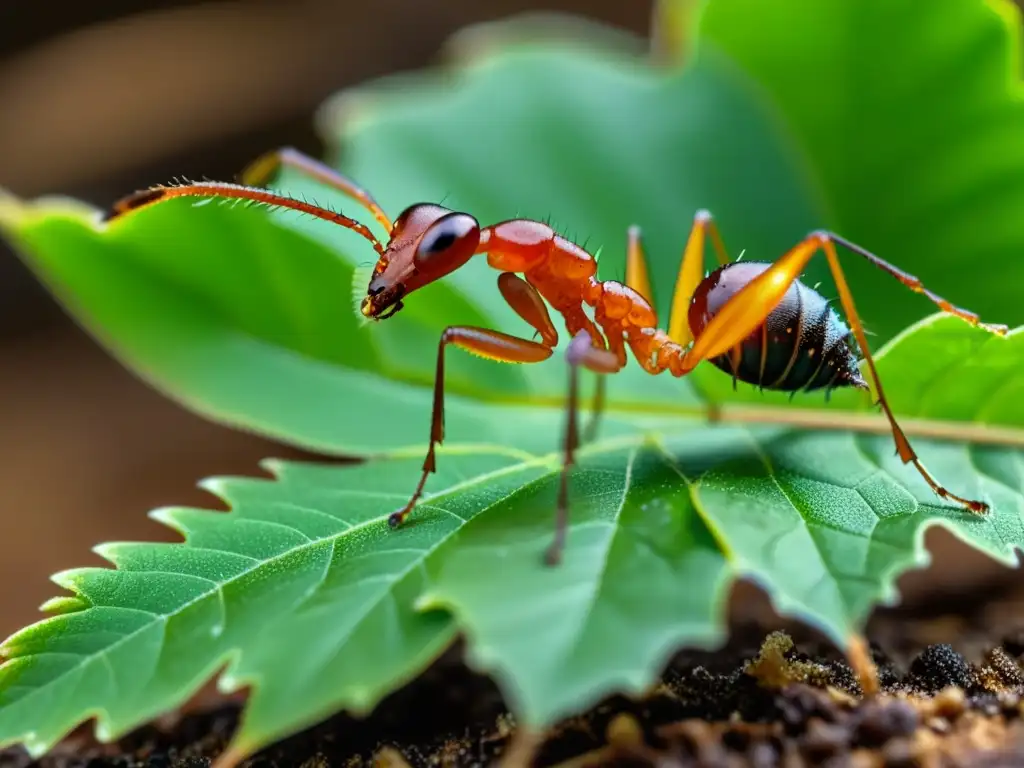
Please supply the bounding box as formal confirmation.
[688,262,867,392]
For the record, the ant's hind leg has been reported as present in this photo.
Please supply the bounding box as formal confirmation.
[826,232,1008,336]
[545,330,620,566]
[679,231,991,516]
[389,325,554,530]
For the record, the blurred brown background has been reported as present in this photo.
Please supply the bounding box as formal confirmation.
[0,0,1015,640]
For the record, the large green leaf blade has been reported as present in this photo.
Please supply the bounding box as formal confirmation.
[6,3,1021,452]
[1,405,1020,756]
[0,32,822,454]
[420,429,1023,729]
[2,1,1024,762]
[698,0,1024,342]
[1,316,1021,753]
[0,448,537,755]
[0,197,698,455]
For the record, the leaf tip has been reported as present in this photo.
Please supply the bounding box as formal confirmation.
[0,192,101,229]
[0,187,25,225]
[22,735,49,760]
[650,0,708,66]
[344,686,376,714]
[413,592,446,613]
[148,506,189,537]
[93,719,115,745]
[38,596,88,616]
[443,11,646,67]
[91,542,123,566]
[195,477,232,502]
[49,567,96,594]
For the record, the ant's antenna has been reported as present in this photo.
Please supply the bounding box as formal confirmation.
[103,181,386,256]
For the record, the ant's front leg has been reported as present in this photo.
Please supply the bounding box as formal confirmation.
[546,330,621,566]
[388,325,554,529]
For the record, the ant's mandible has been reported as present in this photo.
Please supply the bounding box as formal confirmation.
[105,147,1009,567]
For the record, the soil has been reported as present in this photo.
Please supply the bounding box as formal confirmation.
[5,579,1024,768]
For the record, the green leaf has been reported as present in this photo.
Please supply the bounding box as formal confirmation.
[0,23,825,455]
[5,1,1021,453]
[2,1,1024,763]
[1,391,1021,758]
[0,196,651,457]
[698,0,1024,342]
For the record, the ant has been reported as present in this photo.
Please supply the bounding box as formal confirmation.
[105,147,1009,568]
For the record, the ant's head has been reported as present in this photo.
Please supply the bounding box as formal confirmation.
[360,203,481,320]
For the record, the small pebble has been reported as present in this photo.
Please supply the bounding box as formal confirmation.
[984,647,1024,688]
[931,686,967,720]
[881,737,919,768]
[778,685,839,730]
[747,741,778,768]
[853,699,919,747]
[800,717,850,762]
[605,713,643,748]
[910,644,976,693]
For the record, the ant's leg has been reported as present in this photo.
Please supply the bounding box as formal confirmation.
[675,229,1006,696]
[626,225,655,311]
[679,230,992,515]
[581,375,607,445]
[497,272,559,347]
[239,146,393,234]
[825,233,1008,335]
[498,270,607,455]
[389,326,554,529]
[816,235,994,513]
[666,210,733,346]
[546,330,621,566]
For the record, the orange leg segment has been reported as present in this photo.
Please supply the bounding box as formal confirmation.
[667,210,732,347]
[497,272,560,347]
[240,146,394,234]
[681,229,1002,515]
[388,326,554,530]
[626,226,655,311]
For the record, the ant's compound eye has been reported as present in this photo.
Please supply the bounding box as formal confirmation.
[419,225,458,256]
[414,212,481,271]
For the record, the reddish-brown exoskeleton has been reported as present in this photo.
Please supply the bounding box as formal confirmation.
[106,147,1008,570]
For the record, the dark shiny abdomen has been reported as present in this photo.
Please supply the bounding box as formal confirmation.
[688,262,867,392]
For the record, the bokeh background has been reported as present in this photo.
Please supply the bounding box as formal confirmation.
[0,0,649,639]
[0,0,1016,640]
